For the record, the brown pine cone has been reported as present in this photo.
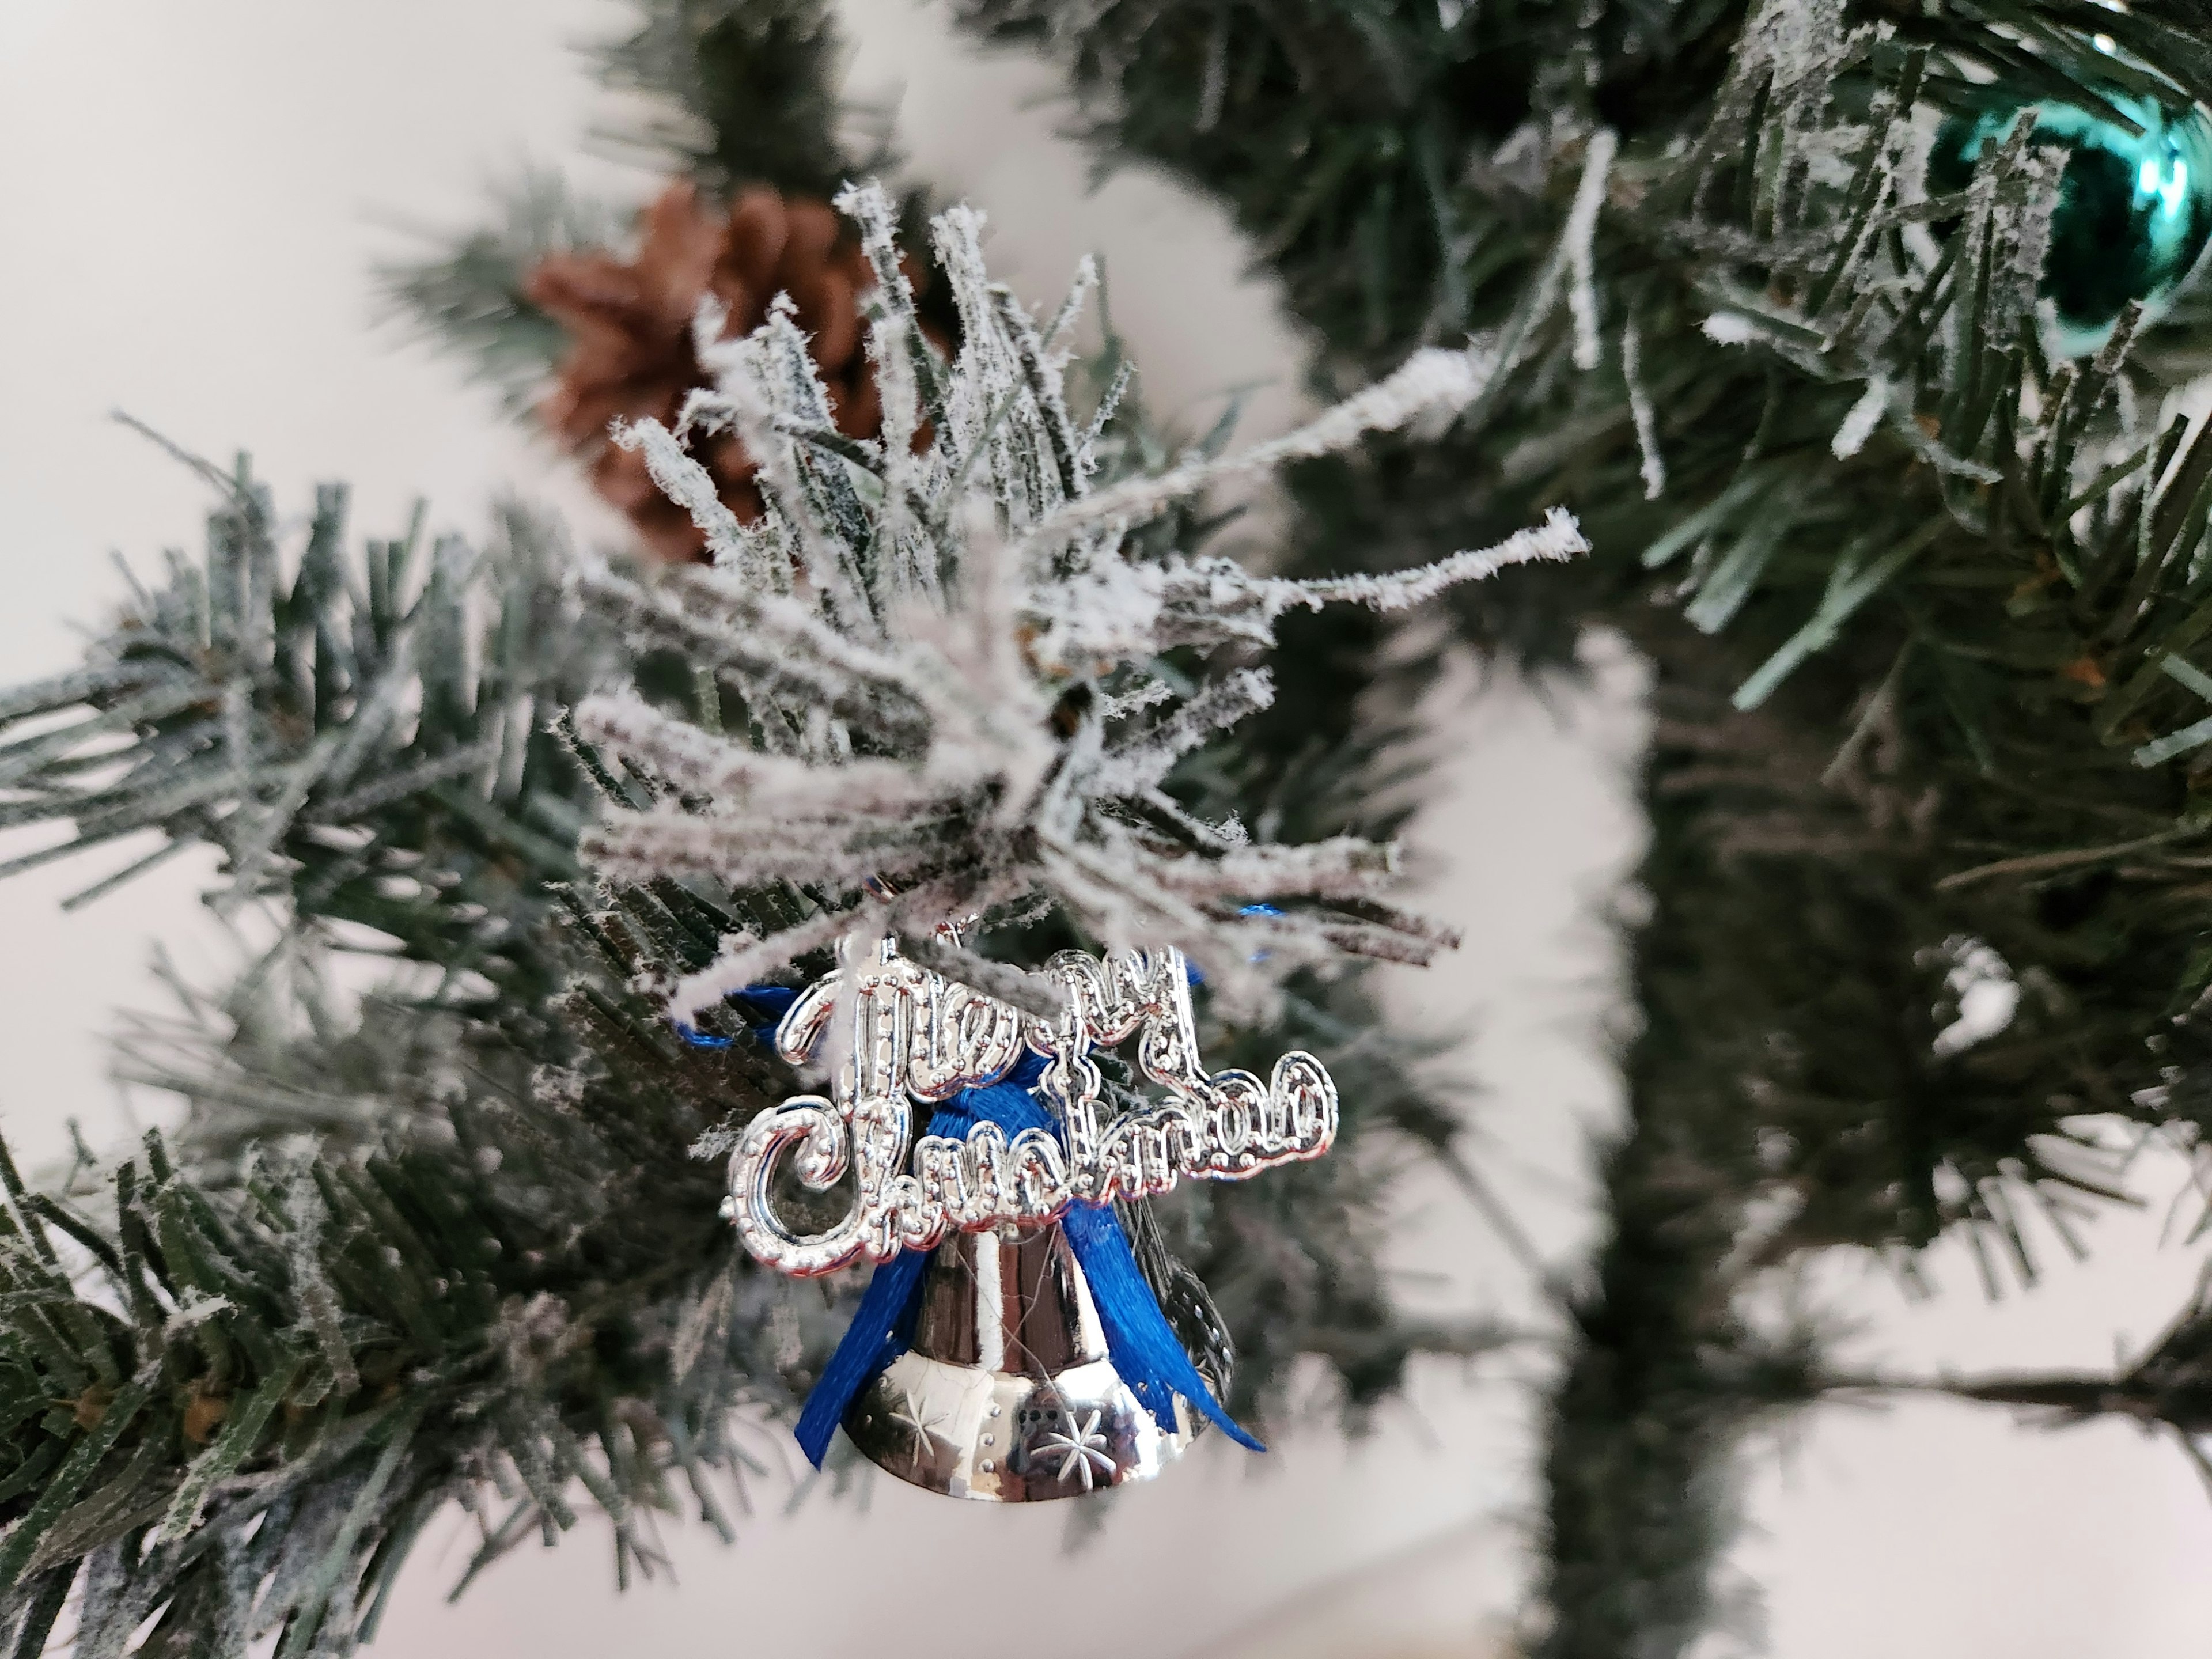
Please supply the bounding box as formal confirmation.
[528,181,918,563]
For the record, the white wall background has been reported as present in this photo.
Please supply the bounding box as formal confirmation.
[0,4,2207,1656]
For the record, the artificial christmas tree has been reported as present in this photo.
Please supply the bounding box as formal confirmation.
[0,161,1572,1652]
[9,1,2212,1654]
[945,0,2212,1650]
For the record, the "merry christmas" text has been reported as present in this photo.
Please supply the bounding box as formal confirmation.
[726,938,1338,1275]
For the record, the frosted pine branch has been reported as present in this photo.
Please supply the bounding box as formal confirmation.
[1622,319,1667,499]
[1831,376,1891,460]
[1023,344,1498,558]
[573,185,1582,1021]
[1567,130,1618,371]
[0,464,612,992]
[1279,508,1588,613]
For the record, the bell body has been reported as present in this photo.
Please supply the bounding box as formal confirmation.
[843,1222,1187,1501]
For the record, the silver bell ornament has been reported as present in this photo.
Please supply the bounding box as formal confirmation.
[843,1222,1188,1501]
[726,935,1339,1498]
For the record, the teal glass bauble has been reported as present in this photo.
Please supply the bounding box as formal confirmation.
[1929,95,2212,353]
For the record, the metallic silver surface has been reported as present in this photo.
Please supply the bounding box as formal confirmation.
[842,1224,1188,1501]
[728,936,1339,1272]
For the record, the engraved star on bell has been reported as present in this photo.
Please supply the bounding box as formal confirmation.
[840,1222,1188,1501]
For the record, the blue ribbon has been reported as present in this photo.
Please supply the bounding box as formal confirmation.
[674,985,797,1048]
[686,999,1262,1465]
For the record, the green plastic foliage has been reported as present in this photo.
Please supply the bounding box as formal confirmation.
[960,0,2212,1266]
[24,1,2212,1650]
[0,453,611,1007]
[376,170,635,414]
[950,0,2212,1650]
[0,387,1498,1650]
[591,0,884,199]
[0,991,808,1658]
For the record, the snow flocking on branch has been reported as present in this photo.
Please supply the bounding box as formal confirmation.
[571,181,1586,1022]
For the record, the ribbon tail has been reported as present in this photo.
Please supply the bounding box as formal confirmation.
[1061,1203,1266,1453]
[793,1246,930,1468]
[787,1074,1262,1464]
[792,1096,979,1467]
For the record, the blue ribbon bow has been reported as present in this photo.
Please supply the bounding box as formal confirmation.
[684,992,1263,1465]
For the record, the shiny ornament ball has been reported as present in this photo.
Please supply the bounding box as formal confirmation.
[1930,95,2212,354]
